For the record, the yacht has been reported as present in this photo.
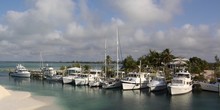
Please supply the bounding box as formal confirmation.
[167,70,192,95]
[199,78,220,92]
[121,72,150,90]
[9,64,31,78]
[147,76,167,91]
[62,67,81,84]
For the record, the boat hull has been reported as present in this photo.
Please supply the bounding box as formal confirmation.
[199,82,220,92]
[10,72,31,78]
[89,81,102,87]
[102,81,121,89]
[167,85,192,95]
[62,76,74,84]
[122,82,148,90]
[149,85,167,91]
[75,79,88,86]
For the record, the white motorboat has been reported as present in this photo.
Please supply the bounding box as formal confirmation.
[62,67,81,84]
[167,70,192,95]
[41,65,57,79]
[74,74,89,86]
[88,69,103,87]
[147,76,167,91]
[199,78,220,92]
[89,78,103,87]
[121,72,150,90]
[9,64,31,78]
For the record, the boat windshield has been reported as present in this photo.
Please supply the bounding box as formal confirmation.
[172,79,183,84]
[127,73,139,77]
[175,74,190,78]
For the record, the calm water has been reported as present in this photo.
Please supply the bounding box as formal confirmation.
[0,62,220,110]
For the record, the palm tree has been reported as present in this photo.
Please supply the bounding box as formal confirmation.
[161,48,174,65]
[122,55,137,73]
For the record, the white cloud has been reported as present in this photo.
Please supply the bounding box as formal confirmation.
[0,0,219,62]
[112,0,182,25]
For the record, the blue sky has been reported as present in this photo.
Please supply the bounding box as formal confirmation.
[0,0,220,62]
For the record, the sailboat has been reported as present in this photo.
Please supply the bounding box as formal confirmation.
[102,27,122,89]
[40,52,62,81]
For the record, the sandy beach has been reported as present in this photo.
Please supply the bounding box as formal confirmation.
[0,85,62,110]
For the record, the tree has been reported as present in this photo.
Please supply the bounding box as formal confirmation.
[214,55,220,77]
[83,65,91,74]
[147,49,161,68]
[161,48,174,65]
[122,55,137,73]
[188,57,208,74]
[105,55,114,77]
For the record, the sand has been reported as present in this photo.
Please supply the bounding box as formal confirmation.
[0,85,62,110]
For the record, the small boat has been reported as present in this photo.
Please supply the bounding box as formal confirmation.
[89,78,103,87]
[41,65,57,79]
[147,76,167,91]
[88,69,103,87]
[167,69,192,95]
[74,74,90,86]
[62,67,81,84]
[121,72,150,90]
[102,78,122,89]
[9,64,31,78]
[199,78,220,92]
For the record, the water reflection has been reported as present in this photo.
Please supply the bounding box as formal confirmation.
[9,77,30,85]
[168,92,193,110]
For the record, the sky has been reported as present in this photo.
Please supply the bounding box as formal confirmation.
[0,0,220,62]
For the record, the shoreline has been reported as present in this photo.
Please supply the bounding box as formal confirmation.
[0,85,63,110]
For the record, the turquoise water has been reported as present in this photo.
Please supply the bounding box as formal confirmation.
[1,62,220,110]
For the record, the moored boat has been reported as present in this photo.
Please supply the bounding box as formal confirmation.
[102,78,122,89]
[121,72,150,90]
[199,78,220,92]
[62,67,81,84]
[147,75,167,91]
[167,69,192,95]
[9,64,31,78]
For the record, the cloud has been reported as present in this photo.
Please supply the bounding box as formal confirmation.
[111,0,182,26]
[0,0,219,62]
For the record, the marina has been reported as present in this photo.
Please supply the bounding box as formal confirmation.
[1,62,220,110]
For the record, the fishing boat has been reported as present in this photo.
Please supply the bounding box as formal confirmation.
[9,64,31,78]
[199,78,220,92]
[167,69,192,95]
[62,67,81,84]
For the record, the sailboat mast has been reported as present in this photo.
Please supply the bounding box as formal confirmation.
[104,39,107,77]
[116,27,119,78]
[40,52,44,68]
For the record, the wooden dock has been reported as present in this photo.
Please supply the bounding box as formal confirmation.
[30,70,43,79]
